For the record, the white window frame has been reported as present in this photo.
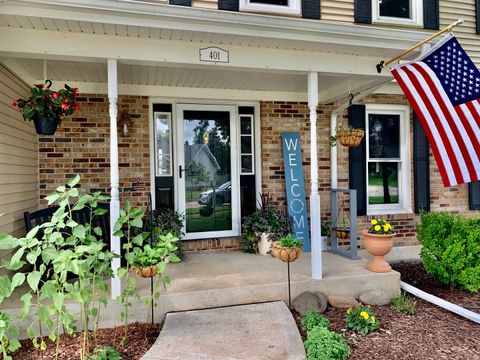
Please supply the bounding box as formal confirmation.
[154,112,173,177]
[366,104,412,215]
[239,0,301,16]
[372,0,423,27]
[239,114,255,175]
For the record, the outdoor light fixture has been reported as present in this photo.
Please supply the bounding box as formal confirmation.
[118,110,133,137]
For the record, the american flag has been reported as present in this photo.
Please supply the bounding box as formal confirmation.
[391,33,480,187]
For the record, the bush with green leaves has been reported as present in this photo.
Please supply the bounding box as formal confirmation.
[88,346,121,360]
[0,313,20,360]
[418,212,480,292]
[301,310,330,332]
[391,291,416,315]
[0,175,116,360]
[304,327,350,360]
[346,304,380,335]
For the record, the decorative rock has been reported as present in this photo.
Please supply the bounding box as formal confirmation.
[359,289,391,306]
[327,295,359,309]
[293,291,328,316]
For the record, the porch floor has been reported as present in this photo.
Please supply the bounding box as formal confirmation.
[4,251,400,333]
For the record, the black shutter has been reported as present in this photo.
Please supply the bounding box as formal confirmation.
[169,0,191,5]
[469,181,480,210]
[354,0,371,24]
[476,0,480,34]
[218,0,239,11]
[413,113,430,213]
[302,0,320,19]
[423,0,439,30]
[348,105,367,216]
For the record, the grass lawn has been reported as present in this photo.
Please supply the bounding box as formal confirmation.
[186,204,232,232]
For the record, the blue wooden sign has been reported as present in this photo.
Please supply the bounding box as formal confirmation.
[282,132,310,252]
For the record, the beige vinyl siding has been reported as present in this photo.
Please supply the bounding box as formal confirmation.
[192,0,218,9]
[440,0,480,66]
[0,64,38,238]
[322,0,354,22]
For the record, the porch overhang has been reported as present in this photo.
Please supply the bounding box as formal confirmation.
[0,0,432,101]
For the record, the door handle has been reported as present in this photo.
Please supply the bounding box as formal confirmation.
[179,165,184,179]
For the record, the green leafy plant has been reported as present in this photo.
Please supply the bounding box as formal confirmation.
[346,304,380,335]
[301,310,330,332]
[0,313,21,360]
[391,291,416,315]
[321,222,330,237]
[277,234,302,248]
[88,346,121,360]
[368,218,396,235]
[129,232,180,268]
[418,211,480,292]
[11,81,80,122]
[304,327,350,360]
[0,175,117,360]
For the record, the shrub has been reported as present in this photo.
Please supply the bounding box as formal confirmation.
[301,310,330,332]
[304,327,350,360]
[391,291,416,315]
[418,212,480,292]
[345,305,380,335]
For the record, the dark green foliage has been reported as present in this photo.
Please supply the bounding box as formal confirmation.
[304,327,350,360]
[418,212,480,292]
[301,310,330,332]
[241,193,292,253]
[391,291,416,315]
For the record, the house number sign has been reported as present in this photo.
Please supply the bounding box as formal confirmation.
[199,47,229,63]
[282,132,311,252]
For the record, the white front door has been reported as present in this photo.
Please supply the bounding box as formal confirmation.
[176,104,240,240]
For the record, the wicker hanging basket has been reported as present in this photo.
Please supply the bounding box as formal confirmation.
[131,264,158,278]
[271,242,303,262]
[333,228,350,240]
[336,129,365,148]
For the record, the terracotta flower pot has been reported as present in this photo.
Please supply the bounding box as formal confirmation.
[362,229,395,273]
[271,241,302,262]
[132,265,158,278]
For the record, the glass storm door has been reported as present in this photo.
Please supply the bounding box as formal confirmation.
[176,104,239,240]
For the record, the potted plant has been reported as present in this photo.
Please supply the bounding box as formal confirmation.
[332,202,350,240]
[362,218,396,273]
[329,124,364,148]
[241,195,292,255]
[129,232,180,278]
[271,234,303,262]
[11,80,80,135]
[321,222,330,252]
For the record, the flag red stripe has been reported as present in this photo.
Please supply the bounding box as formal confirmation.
[455,104,480,182]
[412,63,477,184]
[391,67,451,187]
[465,100,480,130]
[401,65,464,186]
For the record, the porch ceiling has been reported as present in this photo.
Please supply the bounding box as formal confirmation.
[3,58,383,102]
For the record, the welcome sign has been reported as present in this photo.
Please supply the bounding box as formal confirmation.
[281,132,310,252]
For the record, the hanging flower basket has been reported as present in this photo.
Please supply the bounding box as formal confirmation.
[336,129,365,148]
[333,227,350,240]
[271,241,303,262]
[131,265,158,278]
[11,80,80,136]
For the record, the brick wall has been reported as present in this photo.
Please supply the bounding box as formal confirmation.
[38,94,479,251]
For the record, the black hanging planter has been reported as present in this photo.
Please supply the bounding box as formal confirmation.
[33,115,60,135]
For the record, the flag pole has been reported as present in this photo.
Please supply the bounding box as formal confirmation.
[376,19,464,73]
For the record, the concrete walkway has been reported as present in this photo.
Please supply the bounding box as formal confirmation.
[141,302,306,360]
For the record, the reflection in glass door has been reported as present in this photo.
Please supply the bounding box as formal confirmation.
[177,105,239,239]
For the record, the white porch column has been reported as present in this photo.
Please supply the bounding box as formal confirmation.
[308,72,322,279]
[108,59,121,299]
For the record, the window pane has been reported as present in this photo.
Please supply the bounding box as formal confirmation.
[155,113,171,176]
[241,136,252,154]
[379,0,411,19]
[369,113,400,159]
[241,155,253,173]
[241,117,252,134]
[368,162,399,204]
[250,0,288,5]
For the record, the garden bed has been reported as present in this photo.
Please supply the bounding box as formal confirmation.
[293,262,480,359]
[13,322,161,360]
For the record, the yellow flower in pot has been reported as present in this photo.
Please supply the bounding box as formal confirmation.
[362,219,396,273]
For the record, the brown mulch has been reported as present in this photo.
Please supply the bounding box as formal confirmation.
[393,261,480,312]
[13,322,161,360]
[293,261,480,360]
